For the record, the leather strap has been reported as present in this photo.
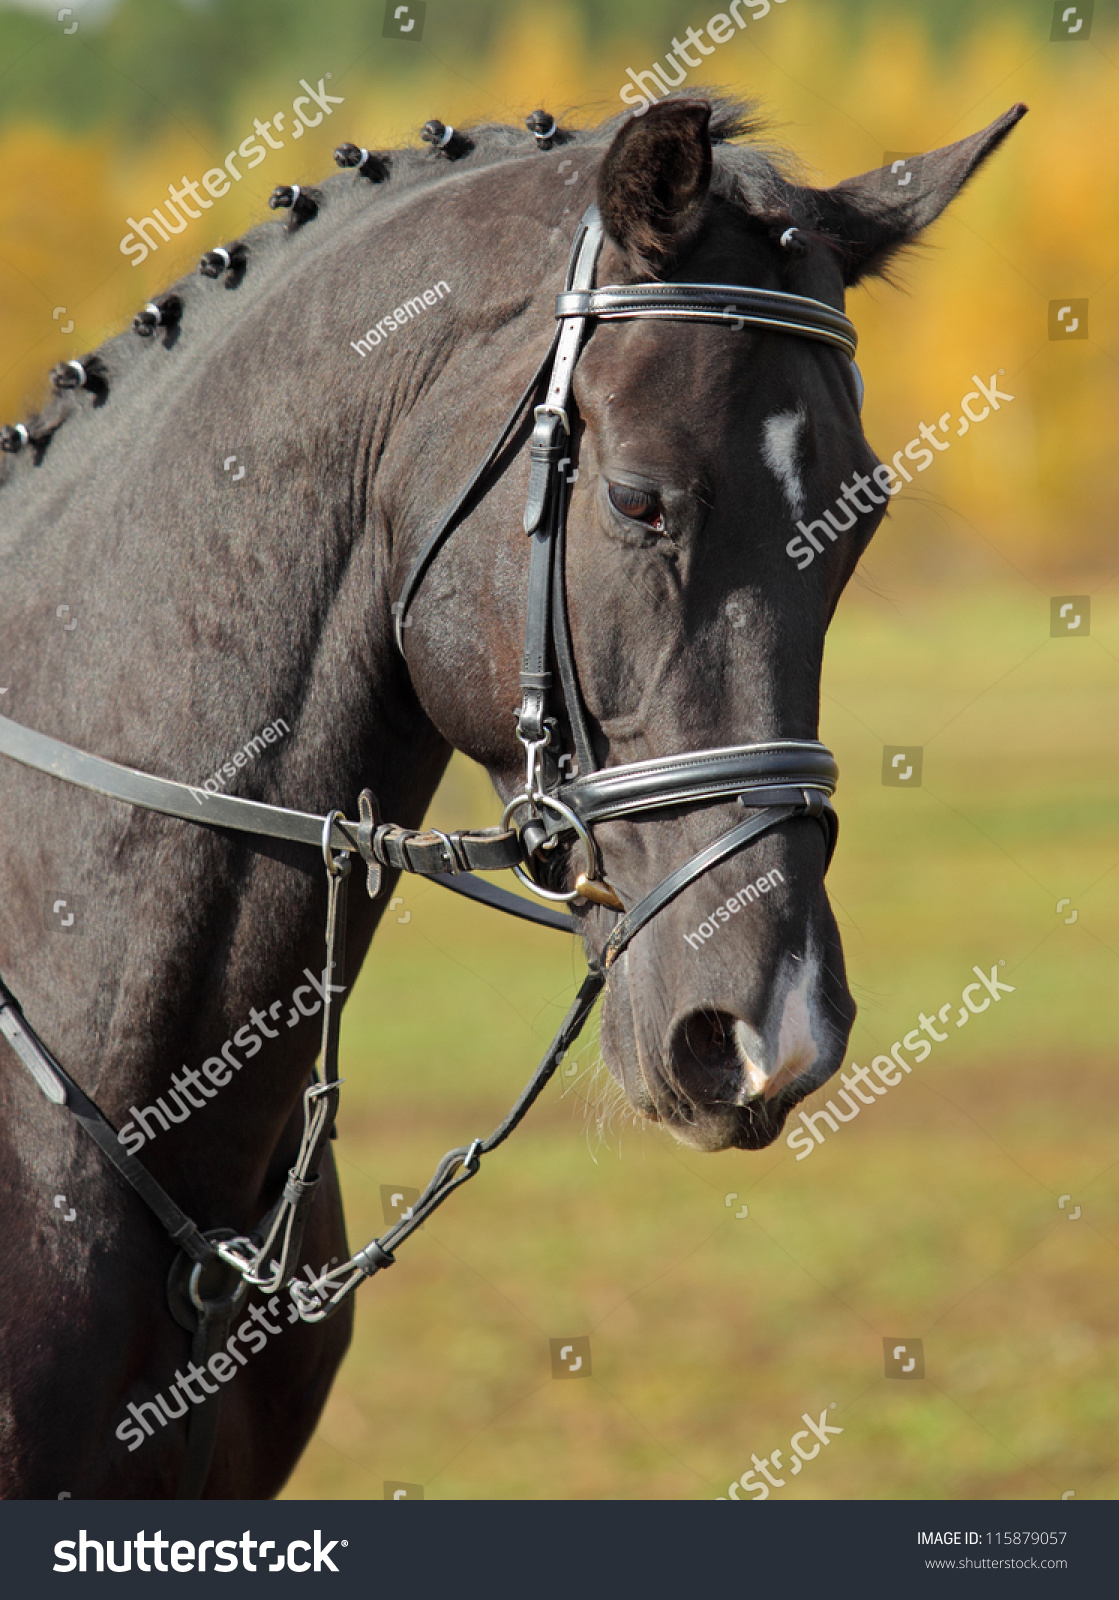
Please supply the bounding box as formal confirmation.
[0,712,355,855]
[393,338,560,655]
[173,1260,247,1499]
[517,507,557,746]
[426,872,574,932]
[0,973,214,1265]
[555,283,858,360]
[516,209,603,750]
[368,821,521,876]
[559,740,837,825]
[601,798,831,970]
[549,476,598,778]
[0,711,573,926]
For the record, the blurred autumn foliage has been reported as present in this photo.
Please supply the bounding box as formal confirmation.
[0,0,1113,574]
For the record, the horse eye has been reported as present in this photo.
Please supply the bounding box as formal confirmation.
[608,482,665,530]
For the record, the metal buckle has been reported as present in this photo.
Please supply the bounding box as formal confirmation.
[533,402,570,434]
[428,828,460,875]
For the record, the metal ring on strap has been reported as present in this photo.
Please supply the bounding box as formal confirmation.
[501,790,596,903]
[321,809,351,876]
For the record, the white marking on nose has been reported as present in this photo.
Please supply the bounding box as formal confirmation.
[732,954,820,1101]
[760,405,807,519]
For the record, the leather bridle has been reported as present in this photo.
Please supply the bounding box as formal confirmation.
[0,203,856,1493]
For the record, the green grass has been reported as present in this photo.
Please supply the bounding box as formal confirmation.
[283,578,1118,1501]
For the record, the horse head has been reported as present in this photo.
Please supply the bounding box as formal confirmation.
[403,95,1026,1152]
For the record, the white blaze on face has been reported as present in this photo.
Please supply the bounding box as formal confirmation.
[760,405,807,519]
[732,952,821,1101]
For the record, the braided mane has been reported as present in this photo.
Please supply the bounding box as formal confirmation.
[0,94,794,487]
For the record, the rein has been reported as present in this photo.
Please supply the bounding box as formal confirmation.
[0,203,854,1493]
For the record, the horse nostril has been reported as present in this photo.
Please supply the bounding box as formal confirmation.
[667,1008,743,1100]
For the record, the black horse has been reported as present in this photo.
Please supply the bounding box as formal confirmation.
[0,94,1024,1497]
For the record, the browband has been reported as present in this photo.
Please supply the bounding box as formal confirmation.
[554,283,858,360]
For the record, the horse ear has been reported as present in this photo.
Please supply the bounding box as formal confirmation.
[813,103,1028,286]
[597,99,713,276]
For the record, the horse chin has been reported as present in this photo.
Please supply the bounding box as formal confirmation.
[660,1093,792,1152]
[615,1069,794,1152]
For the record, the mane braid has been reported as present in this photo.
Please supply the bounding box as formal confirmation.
[0,93,781,490]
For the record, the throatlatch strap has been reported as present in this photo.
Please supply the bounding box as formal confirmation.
[393,337,561,654]
[550,478,598,778]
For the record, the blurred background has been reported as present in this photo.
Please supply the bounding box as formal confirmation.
[1,0,1115,1499]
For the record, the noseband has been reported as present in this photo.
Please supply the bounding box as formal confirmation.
[0,203,856,1490]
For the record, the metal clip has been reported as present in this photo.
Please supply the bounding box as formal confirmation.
[321,810,352,878]
[356,789,383,899]
[522,735,550,801]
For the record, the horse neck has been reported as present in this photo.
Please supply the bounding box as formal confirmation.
[0,240,484,1207]
[1,164,573,1204]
